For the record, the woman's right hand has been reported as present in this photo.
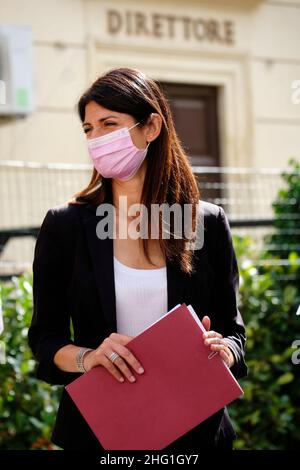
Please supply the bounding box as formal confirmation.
[83,333,145,383]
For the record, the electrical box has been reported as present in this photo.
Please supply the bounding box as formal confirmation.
[0,25,34,116]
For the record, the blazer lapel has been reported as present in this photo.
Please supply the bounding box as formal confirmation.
[82,203,190,332]
[83,205,117,332]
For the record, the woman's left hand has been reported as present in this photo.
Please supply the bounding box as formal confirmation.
[202,316,235,368]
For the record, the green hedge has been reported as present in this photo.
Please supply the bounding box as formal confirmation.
[229,158,300,449]
[0,274,61,450]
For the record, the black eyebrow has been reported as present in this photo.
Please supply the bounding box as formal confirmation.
[82,115,119,126]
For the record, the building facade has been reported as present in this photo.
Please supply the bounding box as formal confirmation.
[0,0,300,169]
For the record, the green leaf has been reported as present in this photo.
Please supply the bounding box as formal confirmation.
[277,373,294,386]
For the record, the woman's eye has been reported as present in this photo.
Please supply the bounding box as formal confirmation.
[105,122,116,126]
[83,128,91,134]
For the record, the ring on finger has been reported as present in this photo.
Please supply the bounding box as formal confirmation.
[107,351,120,363]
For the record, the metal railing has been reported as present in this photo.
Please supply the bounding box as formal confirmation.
[0,160,299,276]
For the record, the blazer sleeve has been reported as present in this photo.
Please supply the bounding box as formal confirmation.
[211,206,248,380]
[28,208,79,385]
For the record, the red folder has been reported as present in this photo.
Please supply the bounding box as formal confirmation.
[66,303,243,450]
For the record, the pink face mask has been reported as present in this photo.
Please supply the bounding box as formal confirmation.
[87,121,150,181]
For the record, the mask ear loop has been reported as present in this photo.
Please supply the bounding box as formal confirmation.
[146,113,154,148]
[129,112,153,132]
[145,115,153,149]
[128,121,140,131]
[129,119,151,149]
[129,120,151,150]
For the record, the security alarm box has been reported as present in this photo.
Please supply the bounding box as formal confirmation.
[0,25,34,115]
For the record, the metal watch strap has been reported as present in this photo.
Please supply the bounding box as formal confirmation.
[76,347,92,373]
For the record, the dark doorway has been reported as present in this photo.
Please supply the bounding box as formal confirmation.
[159,82,221,202]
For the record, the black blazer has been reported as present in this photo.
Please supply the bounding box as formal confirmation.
[28,199,247,451]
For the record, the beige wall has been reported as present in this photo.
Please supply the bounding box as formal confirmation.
[0,0,299,168]
[251,1,300,167]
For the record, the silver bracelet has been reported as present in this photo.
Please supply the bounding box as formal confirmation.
[76,347,93,373]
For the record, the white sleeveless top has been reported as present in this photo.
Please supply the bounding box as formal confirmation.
[113,256,168,337]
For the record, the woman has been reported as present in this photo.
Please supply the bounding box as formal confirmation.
[28,67,247,451]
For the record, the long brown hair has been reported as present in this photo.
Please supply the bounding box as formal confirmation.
[71,67,200,274]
